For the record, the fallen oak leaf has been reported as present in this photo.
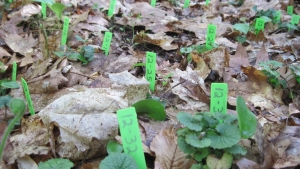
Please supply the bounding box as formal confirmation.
[229,43,251,75]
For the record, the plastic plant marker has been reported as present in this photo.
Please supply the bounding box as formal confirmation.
[108,0,117,17]
[291,14,300,25]
[117,107,147,169]
[210,83,228,114]
[151,0,156,7]
[287,6,293,15]
[146,52,156,91]
[8,0,12,2]
[184,0,190,8]
[101,32,112,56]
[21,78,35,115]
[12,62,17,81]
[42,2,46,19]
[61,17,69,45]
[255,18,264,34]
[206,0,210,5]
[275,11,281,22]
[205,24,217,50]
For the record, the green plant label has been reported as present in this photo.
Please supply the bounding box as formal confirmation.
[151,0,156,7]
[206,0,210,5]
[108,0,117,17]
[61,17,69,45]
[291,14,300,25]
[287,6,293,15]
[210,83,228,114]
[146,52,156,91]
[12,62,17,81]
[42,2,46,19]
[8,0,12,2]
[102,32,112,56]
[275,11,281,22]
[184,0,190,8]
[205,24,217,49]
[255,18,264,34]
[117,107,147,169]
[21,78,35,115]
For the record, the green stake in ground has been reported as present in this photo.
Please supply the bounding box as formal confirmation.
[151,0,156,7]
[42,2,46,19]
[108,0,117,17]
[206,0,210,5]
[287,6,293,15]
[291,14,300,25]
[102,32,112,56]
[117,107,147,169]
[146,52,156,91]
[61,17,70,46]
[210,83,228,114]
[184,0,190,8]
[206,24,217,50]
[12,62,17,81]
[21,78,35,115]
[255,18,264,34]
[275,11,281,23]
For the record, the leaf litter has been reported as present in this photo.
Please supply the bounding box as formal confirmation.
[0,0,300,168]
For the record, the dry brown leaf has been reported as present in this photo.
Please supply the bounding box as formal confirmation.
[273,126,300,168]
[229,43,250,75]
[3,115,51,164]
[0,47,11,59]
[150,128,194,169]
[180,77,210,104]
[254,44,269,68]
[5,33,37,67]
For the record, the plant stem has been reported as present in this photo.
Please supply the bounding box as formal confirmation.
[0,110,23,161]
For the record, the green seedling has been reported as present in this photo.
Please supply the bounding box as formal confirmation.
[146,52,156,91]
[21,78,35,115]
[132,62,146,68]
[0,98,26,161]
[116,107,147,169]
[259,61,286,88]
[54,45,94,65]
[12,62,17,81]
[176,96,256,168]
[162,73,173,86]
[39,158,73,169]
[0,79,19,96]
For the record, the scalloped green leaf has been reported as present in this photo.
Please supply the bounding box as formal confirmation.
[132,99,166,121]
[194,148,209,162]
[176,112,203,131]
[38,158,73,169]
[233,23,250,34]
[1,80,19,89]
[224,144,247,155]
[185,133,211,148]
[99,153,138,169]
[236,96,257,139]
[206,123,241,149]
[107,141,123,154]
[177,136,196,154]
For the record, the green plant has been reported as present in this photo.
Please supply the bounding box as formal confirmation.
[0,79,19,96]
[0,98,26,161]
[38,158,73,169]
[179,44,217,63]
[54,45,94,65]
[259,60,287,88]
[176,96,257,168]
[33,0,65,20]
[99,141,138,169]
